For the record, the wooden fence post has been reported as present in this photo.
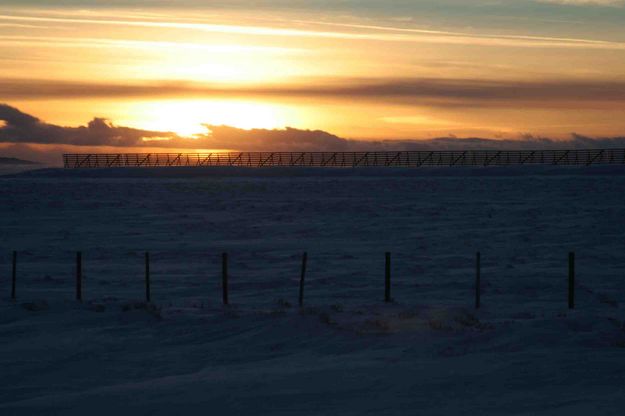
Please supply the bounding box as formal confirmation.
[568,252,575,309]
[385,252,391,303]
[145,252,151,303]
[222,252,229,305]
[299,252,307,307]
[76,251,82,301]
[11,251,16,300]
[475,252,481,309]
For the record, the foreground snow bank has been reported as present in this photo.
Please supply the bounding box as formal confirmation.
[1,167,625,414]
[2,297,625,415]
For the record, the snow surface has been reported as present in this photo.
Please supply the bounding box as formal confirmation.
[2,166,625,415]
[0,164,45,176]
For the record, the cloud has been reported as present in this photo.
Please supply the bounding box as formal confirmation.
[536,0,624,6]
[2,12,625,51]
[198,125,352,152]
[3,78,625,109]
[0,104,178,147]
[0,103,355,151]
[0,35,301,55]
[3,104,625,167]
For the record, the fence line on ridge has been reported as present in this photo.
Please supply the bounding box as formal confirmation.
[63,149,625,168]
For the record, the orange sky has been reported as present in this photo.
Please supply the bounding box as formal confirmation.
[2,2,625,145]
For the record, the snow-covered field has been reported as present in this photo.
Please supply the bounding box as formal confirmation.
[2,166,625,415]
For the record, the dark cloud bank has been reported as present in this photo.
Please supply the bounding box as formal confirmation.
[4,78,625,108]
[2,103,625,165]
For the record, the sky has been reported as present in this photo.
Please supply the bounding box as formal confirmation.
[2,0,625,162]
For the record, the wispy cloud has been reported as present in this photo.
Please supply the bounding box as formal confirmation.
[289,18,622,48]
[536,0,624,6]
[0,22,53,29]
[2,12,625,50]
[0,35,301,54]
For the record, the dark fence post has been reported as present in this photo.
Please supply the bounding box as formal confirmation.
[385,252,391,303]
[76,251,82,302]
[299,252,307,307]
[11,251,16,300]
[475,252,481,309]
[568,252,575,309]
[222,252,229,305]
[145,252,151,303]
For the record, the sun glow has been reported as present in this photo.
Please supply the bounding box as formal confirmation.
[117,100,298,137]
[3,5,625,143]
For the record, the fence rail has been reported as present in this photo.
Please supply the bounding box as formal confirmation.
[63,149,625,168]
[5,250,581,310]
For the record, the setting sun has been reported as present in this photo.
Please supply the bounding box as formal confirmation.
[115,100,298,137]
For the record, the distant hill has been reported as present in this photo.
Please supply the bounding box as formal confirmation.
[0,157,38,165]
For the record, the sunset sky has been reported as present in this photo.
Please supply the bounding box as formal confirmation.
[2,0,625,161]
